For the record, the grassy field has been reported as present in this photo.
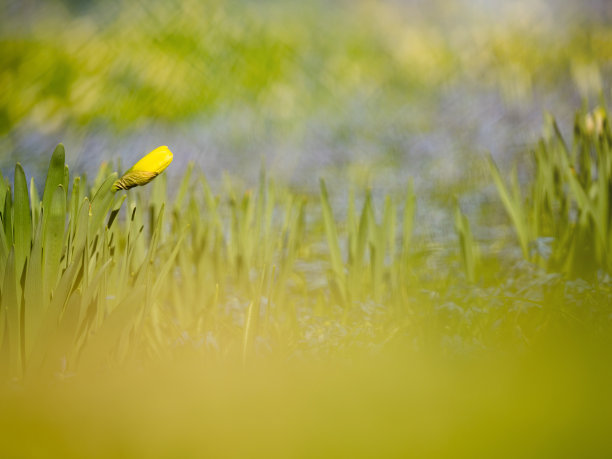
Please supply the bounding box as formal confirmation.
[2,0,612,457]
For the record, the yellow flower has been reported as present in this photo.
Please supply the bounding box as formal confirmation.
[584,107,607,137]
[113,146,173,191]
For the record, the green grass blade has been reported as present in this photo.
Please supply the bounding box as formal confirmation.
[0,206,8,279]
[2,247,21,377]
[454,203,479,283]
[3,186,13,248]
[29,177,41,232]
[88,173,118,242]
[14,163,32,282]
[402,181,416,260]
[319,179,346,304]
[488,155,529,258]
[42,144,65,229]
[43,185,66,300]
[24,219,44,361]
[0,174,7,219]
[356,191,371,271]
[173,162,193,211]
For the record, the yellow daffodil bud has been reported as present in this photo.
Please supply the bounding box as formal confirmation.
[584,107,607,137]
[593,107,606,136]
[113,146,173,191]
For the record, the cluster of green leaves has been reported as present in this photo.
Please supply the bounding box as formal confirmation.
[0,144,183,379]
[319,180,416,307]
[490,106,612,278]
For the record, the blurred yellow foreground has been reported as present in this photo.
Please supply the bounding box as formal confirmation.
[2,340,611,458]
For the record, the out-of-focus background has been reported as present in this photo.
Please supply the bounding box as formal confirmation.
[1,0,611,191]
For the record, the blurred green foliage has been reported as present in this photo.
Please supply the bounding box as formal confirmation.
[0,139,610,380]
[1,0,611,135]
[490,106,612,278]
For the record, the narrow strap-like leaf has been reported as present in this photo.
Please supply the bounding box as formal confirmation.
[14,163,32,282]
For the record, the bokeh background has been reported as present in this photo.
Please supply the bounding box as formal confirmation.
[2,0,611,192]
